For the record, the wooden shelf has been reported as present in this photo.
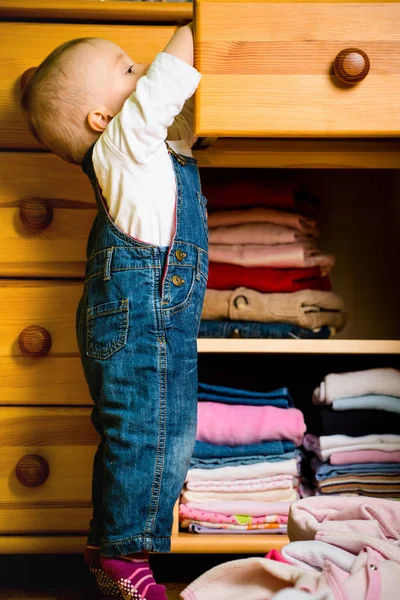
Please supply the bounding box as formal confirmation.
[0,1,192,22]
[194,139,400,169]
[172,532,287,553]
[197,339,400,354]
[0,534,288,554]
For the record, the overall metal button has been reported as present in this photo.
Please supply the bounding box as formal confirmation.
[175,249,187,261]
[172,275,185,287]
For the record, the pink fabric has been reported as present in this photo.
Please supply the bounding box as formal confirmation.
[197,403,306,447]
[182,500,293,517]
[265,549,291,564]
[180,556,330,600]
[181,495,400,600]
[208,223,316,245]
[330,449,400,465]
[288,496,400,543]
[179,504,288,526]
[186,475,296,492]
[208,242,335,274]
[207,208,319,236]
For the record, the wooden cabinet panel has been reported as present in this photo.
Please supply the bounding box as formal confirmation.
[0,281,92,405]
[194,0,400,137]
[0,407,96,533]
[0,22,175,148]
[0,206,95,277]
[0,153,94,277]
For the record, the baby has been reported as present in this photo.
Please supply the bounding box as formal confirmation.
[21,23,208,600]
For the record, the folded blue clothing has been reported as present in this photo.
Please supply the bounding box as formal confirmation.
[190,452,296,469]
[198,320,332,340]
[193,440,295,458]
[333,394,400,415]
[314,461,400,481]
[198,382,294,407]
[197,393,289,407]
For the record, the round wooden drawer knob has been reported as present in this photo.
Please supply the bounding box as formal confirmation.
[15,455,50,487]
[334,48,370,84]
[18,325,52,356]
[19,200,53,231]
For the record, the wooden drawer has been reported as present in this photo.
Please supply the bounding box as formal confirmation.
[0,280,91,405]
[0,407,97,533]
[0,22,175,148]
[194,0,400,137]
[0,153,95,277]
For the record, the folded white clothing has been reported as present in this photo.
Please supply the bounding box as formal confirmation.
[186,475,297,492]
[186,459,299,482]
[271,591,315,600]
[182,500,293,516]
[319,433,400,452]
[281,540,355,573]
[304,433,400,461]
[181,487,298,504]
[312,367,400,405]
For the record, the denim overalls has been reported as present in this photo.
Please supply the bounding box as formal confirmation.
[76,143,208,556]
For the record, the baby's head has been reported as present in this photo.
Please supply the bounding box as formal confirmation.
[20,38,148,164]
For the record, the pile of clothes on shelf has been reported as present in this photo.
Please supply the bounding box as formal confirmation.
[303,367,400,498]
[199,171,347,339]
[179,382,306,534]
[180,495,400,599]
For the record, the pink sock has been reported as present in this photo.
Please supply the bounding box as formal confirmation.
[101,555,168,600]
[84,546,122,597]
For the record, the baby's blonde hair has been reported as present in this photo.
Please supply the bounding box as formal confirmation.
[21,38,99,164]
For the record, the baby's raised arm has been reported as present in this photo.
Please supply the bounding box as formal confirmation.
[163,22,194,66]
[96,22,200,165]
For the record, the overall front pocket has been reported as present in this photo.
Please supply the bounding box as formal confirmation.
[86,299,129,360]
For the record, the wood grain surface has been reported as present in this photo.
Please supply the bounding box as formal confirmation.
[194,0,400,136]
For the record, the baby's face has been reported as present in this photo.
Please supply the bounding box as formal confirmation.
[70,38,149,116]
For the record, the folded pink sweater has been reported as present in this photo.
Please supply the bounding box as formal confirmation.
[208,242,335,274]
[179,503,288,526]
[197,403,306,446]
[288,496,400,542]
[330,449,400,465]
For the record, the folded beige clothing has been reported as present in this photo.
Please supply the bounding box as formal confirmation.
[202,288,348,332]
[209,222,317,245]
[208,207,319,236]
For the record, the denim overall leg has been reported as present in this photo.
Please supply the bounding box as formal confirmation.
[76,144,208,556]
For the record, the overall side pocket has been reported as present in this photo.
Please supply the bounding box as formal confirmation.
[86,299,129,360]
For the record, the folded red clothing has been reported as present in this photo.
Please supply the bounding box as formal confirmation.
[207,262,332,293]
[200,170,318,216]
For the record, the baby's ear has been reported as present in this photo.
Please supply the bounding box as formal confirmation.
[20,67,37,91]
[87,108,113,132]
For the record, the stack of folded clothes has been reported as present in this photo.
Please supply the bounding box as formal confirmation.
[180,382,306,534]
[303,367,400,497]
[199,172,347,339]
[180,495,400,600]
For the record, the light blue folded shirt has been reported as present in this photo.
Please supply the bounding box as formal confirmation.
[332,394,400,414]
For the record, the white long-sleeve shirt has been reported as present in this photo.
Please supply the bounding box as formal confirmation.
[92,52,201,247]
